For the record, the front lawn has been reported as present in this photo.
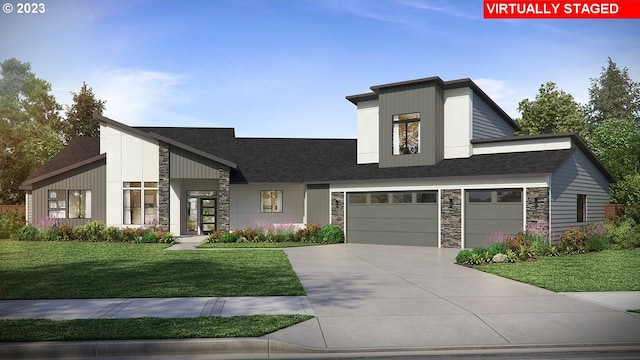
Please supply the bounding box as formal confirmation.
[0,240,305,299]
[0,315,313,342]
[476,249,640,292]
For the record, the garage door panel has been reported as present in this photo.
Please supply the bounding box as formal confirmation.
[348,217,437,232]
[348,230,438,246]
[465,219,522,234]
[466,205,522,220]
[349,205,437,219]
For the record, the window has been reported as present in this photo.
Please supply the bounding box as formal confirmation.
[370,192,389,203]
[577,194,586,222]
[187,190,216,197]
[497,190,522,203]
[392,112,420,155]
[392,192,412,203]
[349,193,367,204]
[69,190,91,219]
[468,190,492,202]
[48,190,66,218]
[261,190,282,213]
[417,191,437,203]
[124,182,158,225]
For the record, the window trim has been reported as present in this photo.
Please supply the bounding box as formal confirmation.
[123,182,159,225]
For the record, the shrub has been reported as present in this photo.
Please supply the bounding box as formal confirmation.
[317,224,345,244]
[546,245,560,256]
[559,228,589,253]
[529,238,549,257]
[141,231,158,243]
[122,227,144,243]
[57,224,74,241]
[103,226,124,242]
[487,243,507,257]
[505,248,518,262]
[604,218,640,250]
[503,232,532,250]
[456,249,472,263]
[220,232,237,243]
[13,225,38,241]
[0,212,25,239]
[84,221,106,242]
[207,230,224,243]
[298,223,322,242]
[72,225,89,242]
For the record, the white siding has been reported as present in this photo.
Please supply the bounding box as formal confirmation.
[100,123,159,227]
[356,100,379,164]
[473,137,572,155]
[230,183,304,229]
[443,88,473,159]
[550,149,609,239]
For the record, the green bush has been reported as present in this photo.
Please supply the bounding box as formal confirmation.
[317,224,344,244]
[12,225,38,241]
[455,249,472,263]
[141,231,158,243]
[220,232,237,243]
[604,218,640,250]
[0,212,25,239]
[84,221,106,242]
[529,239,549,257]
[103,226,124,242]
[487,243,507,257]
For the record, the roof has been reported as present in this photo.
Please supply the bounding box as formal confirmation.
[346,76,520,131]
[19,137,104,190]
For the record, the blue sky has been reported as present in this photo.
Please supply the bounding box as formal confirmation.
[1,0,639,138]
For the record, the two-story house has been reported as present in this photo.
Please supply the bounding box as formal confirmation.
[20,76,613,248]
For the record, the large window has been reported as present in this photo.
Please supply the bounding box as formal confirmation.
[577,194,586,222]
[261,190,282,213]
[48,190,91,219]
[48,190,66,218]
[124,182,158,225]
[392,112,420,155]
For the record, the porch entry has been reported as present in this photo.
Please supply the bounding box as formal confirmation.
[186,190,217,235]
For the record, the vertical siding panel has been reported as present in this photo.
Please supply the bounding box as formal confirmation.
[307,184,330,225]
[170,147,221,179]
[472,94,514,139]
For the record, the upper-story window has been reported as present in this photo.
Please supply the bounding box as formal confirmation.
[392,112,420,155]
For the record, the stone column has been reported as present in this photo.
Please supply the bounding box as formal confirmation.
[158,142,170,232]
[331,192,345,231]
[440,189,462,248]
[526,187,550,236]
[217,166,231,232]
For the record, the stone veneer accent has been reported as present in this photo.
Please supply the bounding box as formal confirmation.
[158,142,170,232]
[440,189,462,248]
[331,192,345,231]
[526,187,549,233]
[217,166,231,233]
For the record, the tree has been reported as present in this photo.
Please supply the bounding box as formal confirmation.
[60,82,106,143]
[0,58,63,204]
[613,174,640,223]
[585,57,640,131]
[590,117,640,181]
[515,82,587,138]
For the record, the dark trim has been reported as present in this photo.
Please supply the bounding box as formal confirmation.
[472,133,616,183]
[149,132,237,169]
[19,154,106,190]
[345,92,378,105]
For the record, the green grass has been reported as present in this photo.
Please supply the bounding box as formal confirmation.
[0,240,305,299]
[0,315,313,342]
[197,242,320,248]
[476,249,640,292]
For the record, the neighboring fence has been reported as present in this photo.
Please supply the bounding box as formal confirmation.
[0,205,25,215]
[605,204,625,220]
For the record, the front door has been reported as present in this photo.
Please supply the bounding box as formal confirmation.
[200,198,216,234]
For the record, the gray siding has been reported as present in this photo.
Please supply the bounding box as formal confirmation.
[378,83,444,168]
[347,202,438,246]
[306,184,330,226]
[31,160,106,226]
[472,94,515,139]
[170,146,221,179]
[550,149,609,239]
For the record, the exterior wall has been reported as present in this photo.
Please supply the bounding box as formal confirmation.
[30,161,106,227]
[356,99,380,164]
[472,94,515,139]
[526,187,550,236]
[473,137,572,155]
[444,88,473,159]
[378,83,444,168]
[331,191,345,231]
[550,149,609,239]
[306,184,330,225]
[441,189,462,248]
[101,124,159,227]
[170,146,222,179]
[229,183,304,230]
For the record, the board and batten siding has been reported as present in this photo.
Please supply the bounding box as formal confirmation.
[472,94,515,139]
[31,160,106,227]
[378,83,444,168]
[170,146,221,179]
[306,184,330,226]
[550,149,609,239]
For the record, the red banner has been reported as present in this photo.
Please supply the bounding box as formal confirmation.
[484,0,640,18]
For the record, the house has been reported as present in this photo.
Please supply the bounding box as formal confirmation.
[19,76,614,248]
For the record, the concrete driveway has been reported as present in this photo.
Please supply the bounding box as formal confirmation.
[266,244,640,350]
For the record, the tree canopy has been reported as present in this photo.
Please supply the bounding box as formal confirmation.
[61,82,106,143]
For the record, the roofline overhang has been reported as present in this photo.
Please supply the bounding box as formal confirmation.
[19,153,106,190]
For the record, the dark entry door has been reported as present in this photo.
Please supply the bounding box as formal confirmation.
[200,198,216,234]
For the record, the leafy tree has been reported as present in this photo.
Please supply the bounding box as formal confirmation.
[590,117,640,181]
[60,82,106,143]
[613,174,640,224]
[585,57,640,131]
[515,82,587,138]
[0,58,63,204]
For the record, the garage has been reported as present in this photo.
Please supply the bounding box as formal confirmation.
[346,190,438,246]
[465,189,523,248]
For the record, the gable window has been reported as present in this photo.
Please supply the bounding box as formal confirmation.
[124,182,158,225]
[48,190,66,218]
[577,194,586,222]
[392,112,420,155]
[69,190,91,219]
[261,190,282,213]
